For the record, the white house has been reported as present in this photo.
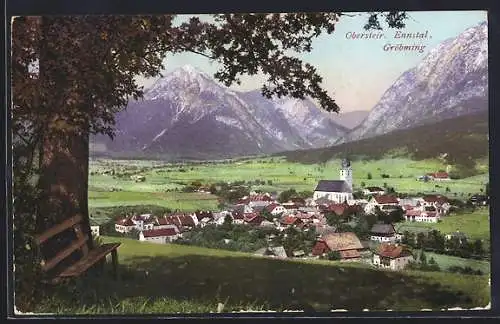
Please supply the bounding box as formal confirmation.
[139,228,180,244]
[405,207,440,223]
[313,159,353,204]
[362,187,385,196]
[115,218,136,233]
[364,195,400,214]
[90,225,100,238]
[266,203,286,216]
[370,224,397,243]
[372,243,414,271]
[419,195,451,215]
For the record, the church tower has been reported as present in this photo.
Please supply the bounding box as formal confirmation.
[339,158,353,191]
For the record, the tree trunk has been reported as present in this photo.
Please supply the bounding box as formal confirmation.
[35,17,93,264]
[37,125,93,261]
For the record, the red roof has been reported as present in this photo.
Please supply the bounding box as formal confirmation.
[280,216,303,225]
[265,203,279,212]
[422,211,438,217]
[232,212,244,220]
[312,241,329,256]
[142,228,177,238]
[423,195,448,204]
[244,213,264,224]
[405,210,421,216]
[432,172,449,179]
[195,211,213,221]
[340,249,361,259]
[373,195,399,204]
[376,243,412,258]
[116,218,135,226]
[325,203,350,216]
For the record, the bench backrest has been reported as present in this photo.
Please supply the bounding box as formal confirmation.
[34,214,90,273]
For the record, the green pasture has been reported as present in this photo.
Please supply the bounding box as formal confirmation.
[88,191,218,211]
[33,236,490,314]
[418,251,491,274]
[89,157,488,197]
[395,208,490,241]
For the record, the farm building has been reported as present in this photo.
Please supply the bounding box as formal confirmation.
[370,223,397,243]
[311,232,364,261]
[404,206,440,223]
[362,186,385,196]
[254,246,288,259]
[265,203,286,216]
[426,171,450,181]
[139,228,180,244]
[364,194,400,214]
[372,243,414,271]
[313,159,353,204]
[115,218,136,233]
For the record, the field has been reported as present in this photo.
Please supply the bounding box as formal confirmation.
[89,157,488,208]
[395,208,490,241]
[33,236,490,314]
[420,251,491,274]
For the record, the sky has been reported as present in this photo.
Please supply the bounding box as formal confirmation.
[136,11,487,113]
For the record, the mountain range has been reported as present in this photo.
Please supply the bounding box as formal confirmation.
[92,21,488,160]
[339,21,488,143]
[93,65,348,159]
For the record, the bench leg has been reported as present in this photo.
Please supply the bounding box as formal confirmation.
[111,250,119,280]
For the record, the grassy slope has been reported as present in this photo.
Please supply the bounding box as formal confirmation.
[34,237,490,314]
[280,111,488,166]
[395,208,490,241]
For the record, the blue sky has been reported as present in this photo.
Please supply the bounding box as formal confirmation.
[136,11,487,112]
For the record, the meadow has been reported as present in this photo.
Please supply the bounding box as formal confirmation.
[89,156,488,206]
[395,208,490,241]
[33,236,490,314]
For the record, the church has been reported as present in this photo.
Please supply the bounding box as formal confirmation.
[313,159,353,204]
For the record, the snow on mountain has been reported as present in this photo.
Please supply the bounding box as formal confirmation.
[94,65,347,159]
[341,21,488,144]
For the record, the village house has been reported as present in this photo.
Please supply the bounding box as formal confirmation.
[194,211,215,227]
[213,211,232,226]
[254,246,288,259]
[313,159,354,204]
[404,206,440,223]
[370,223,397,243]
[265,203,286,216]
[232,204,254,215]
[426,171,451,181]
[139,228,180,244]
[364,194,400,214]
[293,211,317,224]
[419,195,451,215]
[298,206,318,215]
[281,202,300,213]
[311,232,365,261]
[362,186,385,196]
[243,212,265,226]
[231,211,245,225]
[238,193,274,207]
[278,215,304,230]
[372,243,414,271]
[115,218,136,233]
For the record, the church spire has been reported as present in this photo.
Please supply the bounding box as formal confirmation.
[340,158,353,191]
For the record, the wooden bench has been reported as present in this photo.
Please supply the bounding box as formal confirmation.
[34,214,121,283]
